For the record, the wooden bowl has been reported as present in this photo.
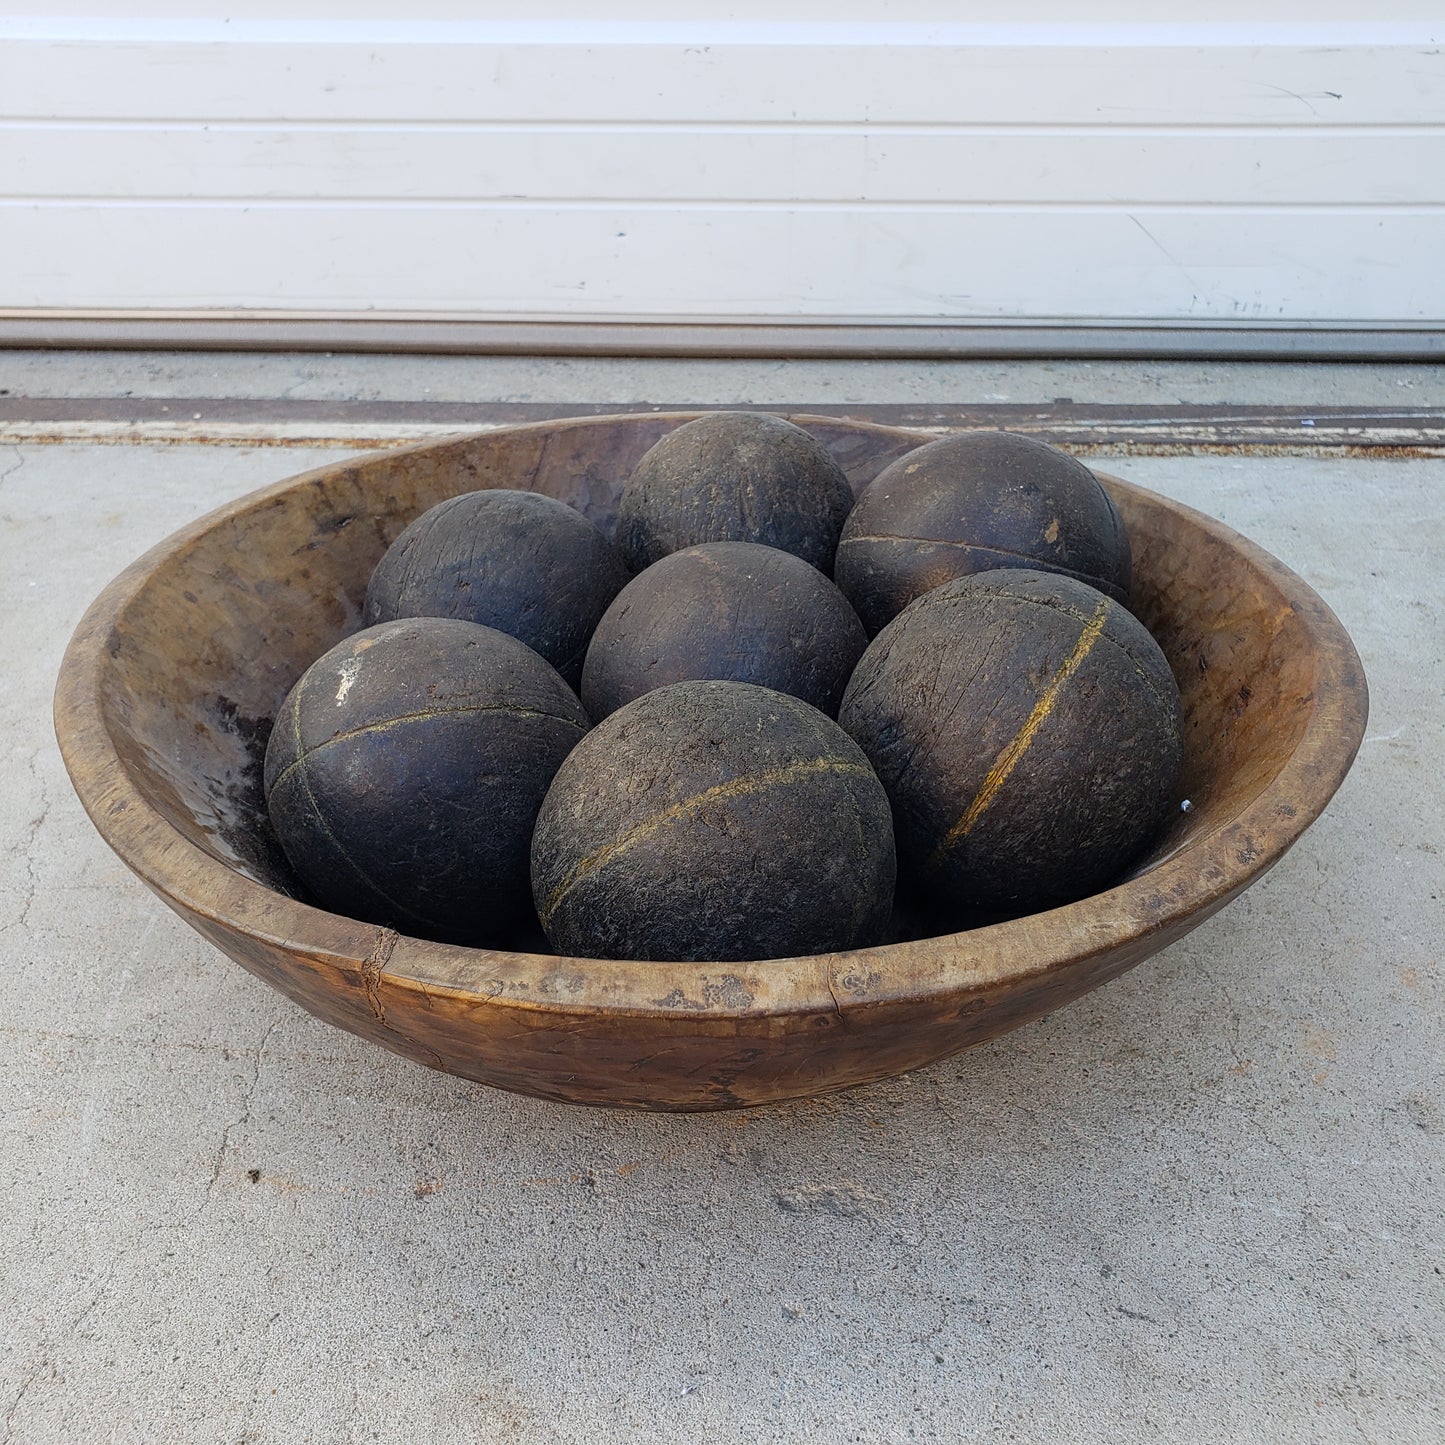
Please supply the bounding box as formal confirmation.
[55,414,1368,1111]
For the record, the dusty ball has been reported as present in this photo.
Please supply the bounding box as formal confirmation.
[580,541,868,720]
[839,570,1182,920]
[835,430,1131,635]
[616,412,856,574]
[264,618,588,945]
[531,681,896,961]
[364,488,629,687]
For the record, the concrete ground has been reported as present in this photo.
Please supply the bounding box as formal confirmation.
[1,353,1441,1445]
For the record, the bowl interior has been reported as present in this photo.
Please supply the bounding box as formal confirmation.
[93,414,1326,952]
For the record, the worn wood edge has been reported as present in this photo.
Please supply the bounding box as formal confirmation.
[54,413,1370,1034]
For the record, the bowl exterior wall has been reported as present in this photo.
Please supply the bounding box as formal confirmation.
[56,414,1368,1110]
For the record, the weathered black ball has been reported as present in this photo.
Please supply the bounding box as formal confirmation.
[364,488,629,687]
[531,681,896,962]
[616,413,856,575]
[835,430,1131,635]
[580,541,868,721]
[839,570,1182,920]
[264,618,588,945]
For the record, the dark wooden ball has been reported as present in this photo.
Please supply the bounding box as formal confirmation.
[616,412,856,575]
[580,541,868,721]
[531,681,896,962]
[839,569,1182,921]
[264,618,588,946]
[364,488,629,687]
[835,430,1131,635]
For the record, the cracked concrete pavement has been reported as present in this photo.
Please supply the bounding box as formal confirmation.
[1,354,1442,1443]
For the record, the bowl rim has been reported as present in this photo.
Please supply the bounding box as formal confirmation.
[55,412,1370,1025]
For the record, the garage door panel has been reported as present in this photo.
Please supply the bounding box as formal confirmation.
[2,36,1440,127]
[2,23,1440,324]
[4,201,1439,320]
[6,124,1442,208]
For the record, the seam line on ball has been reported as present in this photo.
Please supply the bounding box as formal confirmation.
[538,758,876,928]
[975,589,1175,717]
[269,703,586,796]
[281,675,439,932]
[838,535,1124,594]
[897,582,1174,718]
[930,594,1111,867]
[1095,629,1179,718]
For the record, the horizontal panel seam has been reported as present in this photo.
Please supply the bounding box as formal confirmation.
[3,198,1445,212]
[5,120,1445,135]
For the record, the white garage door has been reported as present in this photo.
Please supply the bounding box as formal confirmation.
[2,3,1442,339]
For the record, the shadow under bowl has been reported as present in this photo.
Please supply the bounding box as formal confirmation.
[55,414,1369,1111]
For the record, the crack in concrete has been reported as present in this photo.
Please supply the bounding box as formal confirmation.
[16,749,49,936]
[0,444,24,487]
[1194,959,1291,1160]
[235,1308,287,1441]
[1,1359,48,1445]
[207,1015,283,1200]
[2,1210,197,1441]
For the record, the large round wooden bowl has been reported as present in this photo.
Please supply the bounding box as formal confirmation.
[55,414,1367,1111]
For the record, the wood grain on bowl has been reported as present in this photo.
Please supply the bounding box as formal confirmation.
[54,414,1369,1111]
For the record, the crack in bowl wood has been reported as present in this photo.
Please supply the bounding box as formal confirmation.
[54,414,1369,1111]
